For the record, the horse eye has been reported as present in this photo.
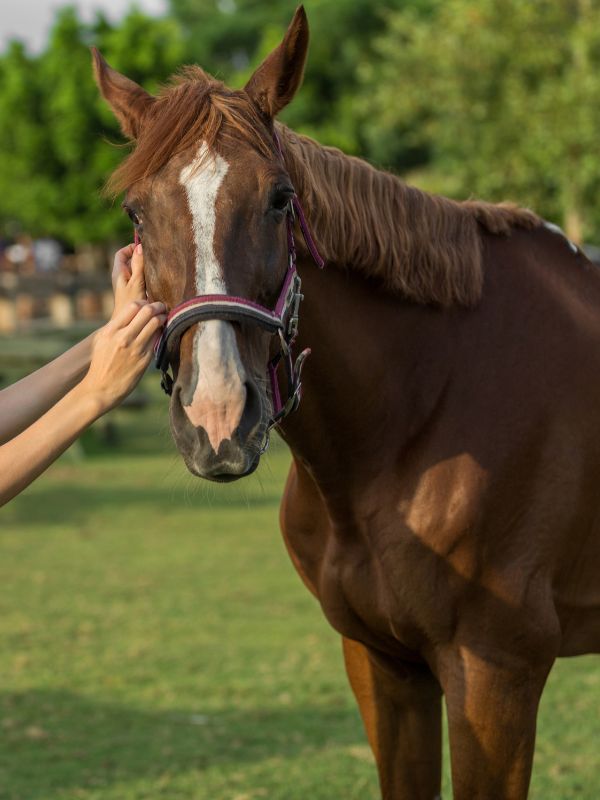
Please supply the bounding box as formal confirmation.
[123,205,141,226]
[270,187,294,214]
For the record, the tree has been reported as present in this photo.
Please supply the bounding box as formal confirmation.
[360,0,600,242]
[0,7,185,246]
[0,1,435,245]
[0,41,50,238]
[167,0,416,155]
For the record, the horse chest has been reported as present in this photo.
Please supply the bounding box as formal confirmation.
[315,536,428,654]
[280,460,477,657]
[281,479,452,655]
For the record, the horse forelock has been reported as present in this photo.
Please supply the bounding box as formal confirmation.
[106,66,274,196]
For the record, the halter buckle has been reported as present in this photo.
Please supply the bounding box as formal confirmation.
[287,274,303,339]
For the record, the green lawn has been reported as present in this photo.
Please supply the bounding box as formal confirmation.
[0,382,598,799]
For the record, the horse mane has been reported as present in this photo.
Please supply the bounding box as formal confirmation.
[107,67,542,308]
[279,128,542,306]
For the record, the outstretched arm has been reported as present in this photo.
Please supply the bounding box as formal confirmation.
[0,298,166,508]
[0,334,95,446]
[0,244,146,445]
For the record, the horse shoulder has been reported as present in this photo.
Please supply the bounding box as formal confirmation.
[279,456,328,598]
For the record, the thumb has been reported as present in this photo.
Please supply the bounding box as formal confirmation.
[114,266,129,293]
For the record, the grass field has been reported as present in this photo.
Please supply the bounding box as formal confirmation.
[0,380,598,799]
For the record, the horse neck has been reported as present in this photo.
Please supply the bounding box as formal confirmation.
[281,127,485,308]
[278,257,460,494]
[281,125,539,308]
[277,132,463,485]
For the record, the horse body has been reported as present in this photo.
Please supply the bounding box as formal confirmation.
[279,223,600,796]
[281,224,600,658]
[92,8,600,797]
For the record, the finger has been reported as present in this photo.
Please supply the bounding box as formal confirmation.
[112,244,135,287]
[110,300,148,330]
[113,266,132,293]
[136,313,168,352]
[124,301,166,340]
[118,243,136,263]
[112,244,135,275]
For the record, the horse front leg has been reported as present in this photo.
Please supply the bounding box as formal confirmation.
[439,641,556,800]
[342,637,443,800]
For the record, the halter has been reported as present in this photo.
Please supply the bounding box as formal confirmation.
[151,131,324,443]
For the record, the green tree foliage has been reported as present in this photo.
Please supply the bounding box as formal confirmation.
[3,1,600,246]
[1,1,427,247]
[167,0,415,154]
[0,7,184,245]
[0,41,49,238]
[361,0,600,241]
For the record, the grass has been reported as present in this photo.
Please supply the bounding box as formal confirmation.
[0,379,598,799]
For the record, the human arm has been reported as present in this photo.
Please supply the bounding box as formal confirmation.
[0,334,96,446]
[0,244,146,445]
[0,299,166,508]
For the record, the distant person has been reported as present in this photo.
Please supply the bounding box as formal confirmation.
[33,238,62,272]
[5,240,31,272]
[0,243,165,507]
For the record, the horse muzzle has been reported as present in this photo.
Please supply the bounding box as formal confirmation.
[170,376,264,482]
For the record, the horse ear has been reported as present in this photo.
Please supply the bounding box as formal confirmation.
[91,47,156,140]
[244,6,309,118]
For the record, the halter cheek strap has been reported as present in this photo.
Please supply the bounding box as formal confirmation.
[150,130,324,443]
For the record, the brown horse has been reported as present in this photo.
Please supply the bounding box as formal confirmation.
[93,8,600,798]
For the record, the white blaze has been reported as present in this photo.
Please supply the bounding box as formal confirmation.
[180,142,229,295]
[179,142,247,452]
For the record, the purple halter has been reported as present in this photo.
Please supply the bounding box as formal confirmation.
[152,131,324,434]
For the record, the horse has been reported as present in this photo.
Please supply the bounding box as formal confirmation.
[92,7,600,798]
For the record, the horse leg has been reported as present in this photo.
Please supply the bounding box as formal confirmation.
[439,645,555,800]
[342,637,443,800]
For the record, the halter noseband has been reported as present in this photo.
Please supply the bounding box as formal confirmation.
[151,131,324,444]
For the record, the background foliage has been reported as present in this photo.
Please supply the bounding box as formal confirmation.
[1,0,599,245]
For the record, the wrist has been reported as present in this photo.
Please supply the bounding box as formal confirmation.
[72,377,114,420]
[74,330,99,380]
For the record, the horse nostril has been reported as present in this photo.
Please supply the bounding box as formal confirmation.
[237,380,262,444]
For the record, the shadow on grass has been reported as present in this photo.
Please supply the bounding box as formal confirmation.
[0,689,367,797]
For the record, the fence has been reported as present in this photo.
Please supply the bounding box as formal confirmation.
[0,271,112,334]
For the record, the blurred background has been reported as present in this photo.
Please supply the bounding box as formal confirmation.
[1,2,599,798]
[3,0,600,340]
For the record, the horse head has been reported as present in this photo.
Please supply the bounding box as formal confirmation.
[93,8,310,482]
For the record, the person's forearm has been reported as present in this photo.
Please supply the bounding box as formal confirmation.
[0,381,104,508]
[0,332,96,445]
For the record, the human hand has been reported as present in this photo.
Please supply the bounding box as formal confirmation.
[80,300,167,413]
[112,243,146,316]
